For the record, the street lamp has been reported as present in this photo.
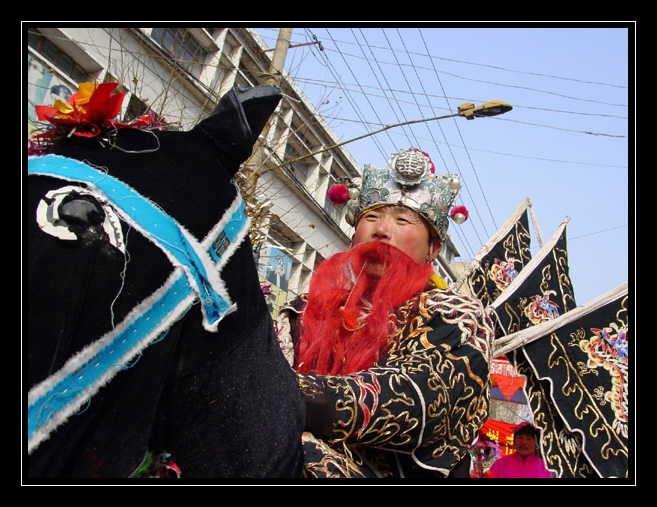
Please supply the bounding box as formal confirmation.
[279,100,513,168]
[458,101,513,120]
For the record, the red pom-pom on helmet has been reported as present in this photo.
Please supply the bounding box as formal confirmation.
[450,205,469,224]
[328,184,349,205]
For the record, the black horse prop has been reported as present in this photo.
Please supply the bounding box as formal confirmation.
[26,85,305,479]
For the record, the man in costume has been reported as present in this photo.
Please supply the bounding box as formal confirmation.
[277,148,495,478]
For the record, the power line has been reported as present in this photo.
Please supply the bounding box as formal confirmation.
[290,77,628,138]
[304,31,629,108]
[295,27,628,91]
[353,28,417,149]
[570,224,628,240]
[278,27,629,263]
[314,113,628,169]
[415,27,497,245]
[321,29,389,161]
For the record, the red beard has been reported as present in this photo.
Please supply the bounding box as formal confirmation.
[295,242,434,375]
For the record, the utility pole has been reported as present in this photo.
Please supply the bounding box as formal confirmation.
[238,28,293,247]
[266,27,293,86]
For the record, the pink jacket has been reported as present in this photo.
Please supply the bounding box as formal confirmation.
[489,453,552,478]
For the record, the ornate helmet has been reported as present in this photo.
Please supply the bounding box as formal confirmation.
[328,148,468,242]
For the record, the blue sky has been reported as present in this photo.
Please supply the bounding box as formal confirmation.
[255,25,631,304]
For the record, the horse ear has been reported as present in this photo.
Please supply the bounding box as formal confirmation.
[193,85,282,175]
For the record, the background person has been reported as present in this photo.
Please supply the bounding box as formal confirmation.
[487,423,552,479]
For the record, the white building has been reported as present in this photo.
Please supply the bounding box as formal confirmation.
[26,26,462,314]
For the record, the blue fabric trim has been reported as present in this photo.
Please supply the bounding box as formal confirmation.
[207,198,247,264]
[27,273,193,447]
[27,154,250,452]
[28,155,233,327]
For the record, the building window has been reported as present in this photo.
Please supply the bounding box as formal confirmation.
[151,28,207,75]
[283,144,308,185]
[27,28,87,84]
[124,93,150,122]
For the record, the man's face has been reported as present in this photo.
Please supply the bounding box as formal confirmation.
[352,205,438,266]
[514,433,536,457]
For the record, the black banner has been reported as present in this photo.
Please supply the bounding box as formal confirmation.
[514,285,629,478]
[461,199,532,307]
[491,221,576,339]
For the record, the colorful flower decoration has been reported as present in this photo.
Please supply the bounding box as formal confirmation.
[260,280,275,301]
[30,82,163,154]
[35,82,125,137]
